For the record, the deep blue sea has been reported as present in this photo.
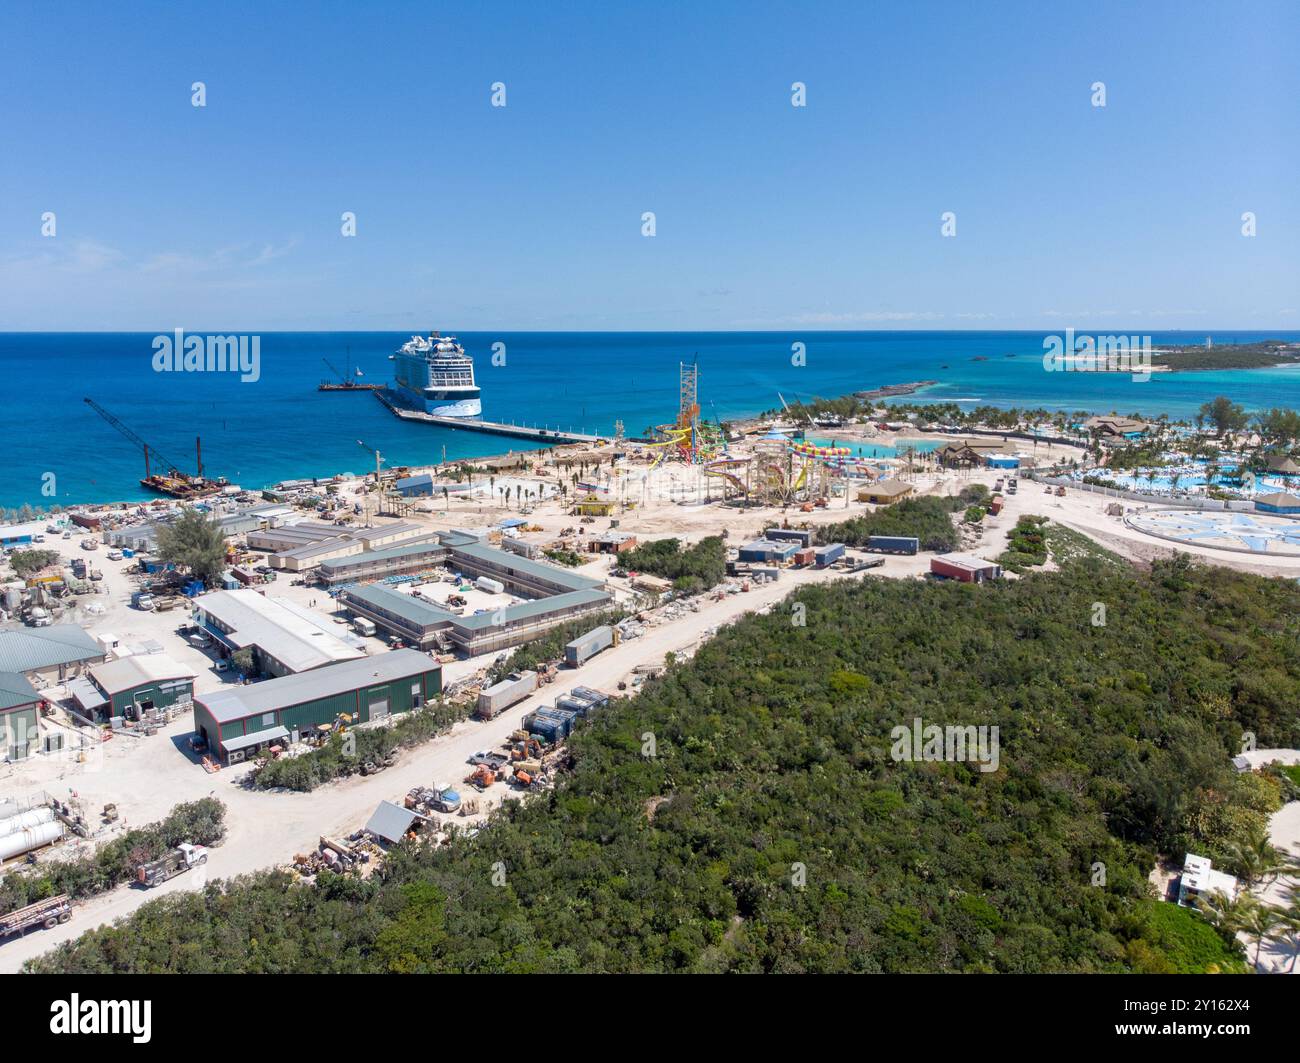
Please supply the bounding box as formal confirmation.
[2,330,1297,510]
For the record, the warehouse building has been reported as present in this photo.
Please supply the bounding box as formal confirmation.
[193,649,442,763]
[316,539,450,587]
[930,553,1003,583]
[247,520,438,572]
[83,653,196,720]
[0,625,105,684]
[192,589,365,677]
[0,672,42,761]
[339,582,610,656]
[447,538,605,597]
[337,585,460,648]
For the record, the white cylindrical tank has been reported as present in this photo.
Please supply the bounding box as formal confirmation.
[0,820,64,861]
[0,806,54,832]
[476,576,505,595]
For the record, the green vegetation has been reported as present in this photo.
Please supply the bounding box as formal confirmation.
[8,548,61,578]
[0,799,225,916]
[252,699,472,792]
[542,548,585,568]
[30,552,1300,973]
[999,515,1050,572]
[1197,396,1249,439]
[1153,341,1299,373]
[818,486,988,552]
[619,536,727,595]
[155,508,227,586]
[485,609,628,685]
[1121,899,1249,974]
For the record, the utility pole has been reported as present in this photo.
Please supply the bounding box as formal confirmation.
[357,440,384,523]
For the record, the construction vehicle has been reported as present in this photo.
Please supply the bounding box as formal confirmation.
[136,842,208,887]
[465,765,496,791]
[406,785,462,814]
[102,803,119,824]
[0,894,72,937]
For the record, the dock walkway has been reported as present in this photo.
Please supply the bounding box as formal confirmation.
[374,389,602,446]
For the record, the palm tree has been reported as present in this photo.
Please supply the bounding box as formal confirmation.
[1198,889,1256,951]
[1241,902,1285,970]
[1276,898,1300,973]
[1222,827,1285,887]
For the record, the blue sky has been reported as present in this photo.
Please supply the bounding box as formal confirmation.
[0,0,1295,331]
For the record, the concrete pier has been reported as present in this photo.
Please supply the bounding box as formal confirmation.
[374,389,602,445]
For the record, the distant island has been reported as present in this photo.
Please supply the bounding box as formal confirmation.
[853,380,938,400]
[1152,339,1300,372]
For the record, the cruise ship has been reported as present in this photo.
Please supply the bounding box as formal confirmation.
[389,332,482,418]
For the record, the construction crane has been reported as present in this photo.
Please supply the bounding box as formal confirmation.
[84,398,187,483]
[356,439,386,522]
[322,357,348,384]
[84,398,220,498]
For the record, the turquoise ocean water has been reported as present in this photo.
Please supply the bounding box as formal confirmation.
[0,330,1296,509]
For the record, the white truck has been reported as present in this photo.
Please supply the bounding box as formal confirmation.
[136,843,208,887]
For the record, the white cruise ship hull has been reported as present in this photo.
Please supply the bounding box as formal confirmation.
[426,396,482,418]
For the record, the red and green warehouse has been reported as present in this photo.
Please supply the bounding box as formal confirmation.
[193,649,442,763]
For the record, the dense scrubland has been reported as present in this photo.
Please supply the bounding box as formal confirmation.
[27,548,1297,973]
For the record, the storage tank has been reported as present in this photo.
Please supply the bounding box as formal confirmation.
[0,820,64,861]
[475,576,505,595]
[0,806,55,832]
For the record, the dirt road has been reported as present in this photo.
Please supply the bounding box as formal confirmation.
[0,562,839,971]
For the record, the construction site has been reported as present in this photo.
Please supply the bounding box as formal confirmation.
[0,357,1101,970]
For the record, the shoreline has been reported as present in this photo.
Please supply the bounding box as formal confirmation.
[0,361,1278,516]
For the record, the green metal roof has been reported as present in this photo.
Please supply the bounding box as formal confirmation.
[341,584,459,626]
[196,648,439,724]
[450,541,604,591]
[453,589,610,630]
[0,671,41,712]
[0,625,103,675]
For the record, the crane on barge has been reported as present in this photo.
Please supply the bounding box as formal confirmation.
[84,398,226,499]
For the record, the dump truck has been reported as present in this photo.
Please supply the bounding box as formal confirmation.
[136,842,208,887]
[476,670,538,719]
[0,894,72,937]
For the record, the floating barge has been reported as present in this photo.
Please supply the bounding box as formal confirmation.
[318,380,382,392]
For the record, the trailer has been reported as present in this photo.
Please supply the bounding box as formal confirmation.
[565,625,613,667]
[814,543,846,567]
[864,536,919,556]
[0,894,72,937]
[476,670,538,719]
[136,842,209,887]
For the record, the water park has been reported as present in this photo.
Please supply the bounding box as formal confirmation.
[640,362,919,508]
